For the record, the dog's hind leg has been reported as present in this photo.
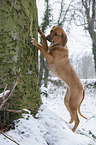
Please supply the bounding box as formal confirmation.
[69,96,80,132]
[64,87,73,124]
[72,110,80,132]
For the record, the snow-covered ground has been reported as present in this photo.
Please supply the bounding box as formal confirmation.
[0,79,96,145]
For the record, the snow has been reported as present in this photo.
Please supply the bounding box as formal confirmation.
[0,90,10,98]
[0,79,96,145]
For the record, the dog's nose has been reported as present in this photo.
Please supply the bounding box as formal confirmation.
[46,35,52,42]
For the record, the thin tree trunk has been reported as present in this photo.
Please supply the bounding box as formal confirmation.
[92,41,96,75]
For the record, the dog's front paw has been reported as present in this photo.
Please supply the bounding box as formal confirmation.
[31,38,37,46]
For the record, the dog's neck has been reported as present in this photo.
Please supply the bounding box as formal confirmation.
[49,43,68,51]
[49,42,62,49]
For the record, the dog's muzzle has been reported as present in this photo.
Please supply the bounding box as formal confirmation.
[46,35,52,42]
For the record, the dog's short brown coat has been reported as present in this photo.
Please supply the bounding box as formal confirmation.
[31,26,87,132]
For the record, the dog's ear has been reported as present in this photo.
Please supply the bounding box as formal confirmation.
[62,33,67,46]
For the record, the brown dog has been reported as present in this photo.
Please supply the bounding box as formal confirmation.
[31,26,87,132]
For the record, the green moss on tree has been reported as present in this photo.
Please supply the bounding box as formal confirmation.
[0,0,42,129]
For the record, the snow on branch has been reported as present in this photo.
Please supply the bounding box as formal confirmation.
[0,90,10,98]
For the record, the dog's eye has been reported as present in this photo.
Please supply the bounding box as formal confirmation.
[54,32,58,36]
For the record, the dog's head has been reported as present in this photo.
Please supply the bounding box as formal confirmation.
[46,26,67,46]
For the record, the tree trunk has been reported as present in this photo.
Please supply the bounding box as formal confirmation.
[92,41,96,75]
[81,0,96,75]
[0,0,42,131]
[38,0,52,87]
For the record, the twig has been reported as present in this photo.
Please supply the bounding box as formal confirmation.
[7,109,22,115]
[1,132,20,145]
[86,114,96,122]
[2,84,8,101]
[0,68,20,109]
[81,114,96,128]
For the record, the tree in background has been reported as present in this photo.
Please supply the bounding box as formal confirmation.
[38,0,52,87]
[56,0,75,31]
[81,0,96,75]
[73,0,96,75]
[71,54,95,79]
[0,0,42,131]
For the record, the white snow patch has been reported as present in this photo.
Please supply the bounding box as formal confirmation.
[0,90,10,98]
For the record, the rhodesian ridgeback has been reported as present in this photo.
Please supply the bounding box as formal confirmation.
[31,26,87,132]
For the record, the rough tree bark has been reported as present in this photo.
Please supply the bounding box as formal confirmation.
[0,0,42,130]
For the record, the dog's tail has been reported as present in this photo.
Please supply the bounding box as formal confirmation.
[78,89,87,119]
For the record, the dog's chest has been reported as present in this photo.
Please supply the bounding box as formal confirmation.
[46,58,67,78]
[47,62,56,74]
[49,48,66,61]
[47,46,69,76]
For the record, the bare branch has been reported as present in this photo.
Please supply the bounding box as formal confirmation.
[74,22,88,26]
[2,84,8,101]
[57,0,64,25]
[7,109,22,115]
[1,132,20,145]
[57,0,75,26]
[0,68,20,109]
